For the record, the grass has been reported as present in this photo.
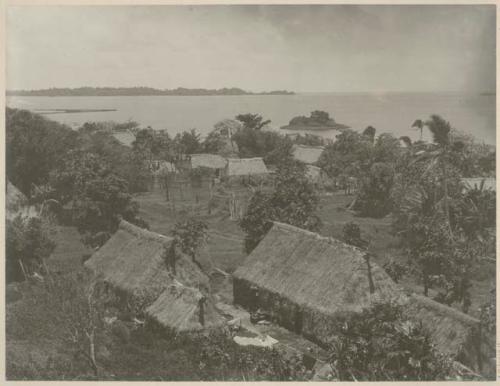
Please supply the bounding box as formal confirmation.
[6,180,494,379]
[136,182,494,319]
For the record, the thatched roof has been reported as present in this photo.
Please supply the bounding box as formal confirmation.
[145,280,225,333]
[6,181,28,213]
[6,181,38,220]
[226,157,269,176]
[305,165,323,183]
[191,154,227,169]
[85,220,209,303]
[233,222,403,315]
[404,294,481,361]
[461,177,496,191]
[112,131,135,147]
[292,145,325,165]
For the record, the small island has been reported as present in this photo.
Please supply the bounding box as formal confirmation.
[7,87,295,97]
[281,110,349,131]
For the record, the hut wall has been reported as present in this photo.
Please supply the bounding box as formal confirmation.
[233,277,337,345]
[456,324,487,374]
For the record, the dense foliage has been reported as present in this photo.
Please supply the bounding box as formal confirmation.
[6,215,56,282]
[49,151,147,247]
[171,219,208,267]
[288,110,338,127]
[240,160,321,253]
[391,115,495,311]
[328,302,453,381]
[7,270,309,381]
[6,108,78,196]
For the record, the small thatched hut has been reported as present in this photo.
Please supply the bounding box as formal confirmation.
[225,157,269,177]
[292,145,324,165]
[112,131,135,147]
[190,154,227,170]
[6,181,28,215]
[85,220,224,333]
[305,165,326,185]
[404,294,487,373]
[6,181,38,220]
[233,222,404,345]
[146,281,225,333]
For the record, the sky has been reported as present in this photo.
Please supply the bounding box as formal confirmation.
[6,5,496,93]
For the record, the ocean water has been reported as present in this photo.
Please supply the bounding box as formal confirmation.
[6,93,496,145]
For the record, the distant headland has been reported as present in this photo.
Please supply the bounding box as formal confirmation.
[6,87,295,97]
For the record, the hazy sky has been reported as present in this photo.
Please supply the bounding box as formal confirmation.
[7,5,496,93]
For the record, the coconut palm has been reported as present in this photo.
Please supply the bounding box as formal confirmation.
[412,119,424,141]
[424,115,452,232]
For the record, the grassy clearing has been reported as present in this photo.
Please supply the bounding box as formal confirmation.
[6,181,493,379]
[136,183,494,319]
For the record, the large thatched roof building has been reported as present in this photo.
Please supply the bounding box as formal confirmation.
[292,145,324,165]
[85,220,225,333]
[233,222,404,344]
[225,157,269,177]
[190,153,228,170]
[233,222,489,371]
[404,294,486,373]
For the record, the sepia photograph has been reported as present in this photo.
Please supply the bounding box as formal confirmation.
[3,3,497,381]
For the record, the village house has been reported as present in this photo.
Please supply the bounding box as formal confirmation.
[225,157,269,179]
[291,145,329,186]
[6,181,38,220]
[84,220,225,334]
[233,221,489,372]
[291,144,324,165]
[190,153,228,178]
[305,164,327,186]
[7,181,28,217]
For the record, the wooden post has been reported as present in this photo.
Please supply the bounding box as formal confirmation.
[164,174,170,202]
[365,254,375,294]
[18,259,28,281]
[198,297,206,326]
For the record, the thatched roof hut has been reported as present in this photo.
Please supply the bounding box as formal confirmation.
[6,181,38,220]
[404,294,484,371]
[146,281,225,333]
[112,131,135,147]
[461,177,496,192]
[190,154,228,170]
[7,181,28,214]
[233,222,404,344]
[292,145,324,165]
[305,165,324,184]
[225,157,269,177]
[85,221,224,332]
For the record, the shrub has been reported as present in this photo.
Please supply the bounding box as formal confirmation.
[328,302,453,381]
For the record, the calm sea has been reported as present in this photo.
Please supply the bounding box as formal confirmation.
[6,93,496,145]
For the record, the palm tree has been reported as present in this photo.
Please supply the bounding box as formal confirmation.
[424,115,452,234]
[362,126,377,144]
[412,119,424,141]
